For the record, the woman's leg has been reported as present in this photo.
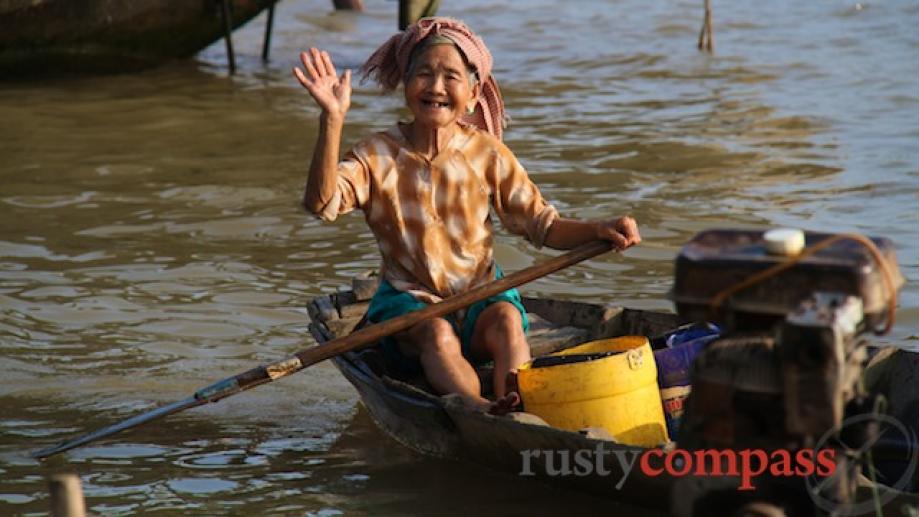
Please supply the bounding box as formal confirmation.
[469,301,531,398]
[396,317,488,406]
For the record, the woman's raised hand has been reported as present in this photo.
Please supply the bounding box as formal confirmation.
[293,48,352,121]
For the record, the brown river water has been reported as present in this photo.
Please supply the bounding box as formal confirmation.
[1,0,918,514]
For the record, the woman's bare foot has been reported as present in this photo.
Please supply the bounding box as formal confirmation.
[487,391,521,415]
[486,368,522,415]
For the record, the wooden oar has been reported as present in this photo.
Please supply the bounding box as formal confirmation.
[33,240,615,459]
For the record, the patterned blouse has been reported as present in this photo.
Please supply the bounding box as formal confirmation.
[316,123,558,303]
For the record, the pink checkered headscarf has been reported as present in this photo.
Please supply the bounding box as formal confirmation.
[360,17,507,140]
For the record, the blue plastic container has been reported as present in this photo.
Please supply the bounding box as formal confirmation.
[652,322,721,386]
[652,322,721,440]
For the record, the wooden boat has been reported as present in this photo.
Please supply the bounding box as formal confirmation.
[308,283,919,514]
[309,282,687,510]
[0,0,276,77]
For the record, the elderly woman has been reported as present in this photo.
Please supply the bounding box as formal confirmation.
[294,17,640,411]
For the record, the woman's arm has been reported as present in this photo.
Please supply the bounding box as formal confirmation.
[303,114,344,214]
[543,216,641,251]
[293,48,352,214]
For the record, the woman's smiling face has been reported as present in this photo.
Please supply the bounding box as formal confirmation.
[404,44,479,132]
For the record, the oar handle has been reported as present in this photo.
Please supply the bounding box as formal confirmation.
[33,240,616,458]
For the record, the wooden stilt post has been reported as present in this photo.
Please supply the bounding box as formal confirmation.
[332,0,365,10]
[219,0,237,74]
[698,0,714,53]
[48,474,86,517]
[262,0,276,61]
[399,0,441,30]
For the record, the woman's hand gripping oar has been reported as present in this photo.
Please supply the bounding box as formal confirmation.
[33,240,618,459]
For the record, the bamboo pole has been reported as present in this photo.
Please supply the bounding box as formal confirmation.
[48,474,86,517]
[399,0,441,30]
[262,1,277,61]
[219,0,237,74]
[698,0,714,53]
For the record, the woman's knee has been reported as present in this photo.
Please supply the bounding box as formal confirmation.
[482,302,524,342]
[471,302,527,361]
[411,318,461,356]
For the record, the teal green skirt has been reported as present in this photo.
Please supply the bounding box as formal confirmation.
[366,266,529,375]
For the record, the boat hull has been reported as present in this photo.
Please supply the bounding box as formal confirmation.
[333,351,464,458]
[0,0,276,77]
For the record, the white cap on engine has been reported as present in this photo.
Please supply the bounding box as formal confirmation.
[764,228,805,256]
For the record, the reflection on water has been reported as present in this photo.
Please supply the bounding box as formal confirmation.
[1,0,917,514]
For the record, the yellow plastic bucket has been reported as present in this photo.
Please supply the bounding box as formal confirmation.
[518,336,669,447]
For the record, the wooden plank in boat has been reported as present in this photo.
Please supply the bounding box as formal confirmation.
[522,297,615,328]
[351,273,379,301]
[339,300,369,320]
[326,316,364,338]
[527,316,589,357]
[621,308,681,338]
[307,294,338,324]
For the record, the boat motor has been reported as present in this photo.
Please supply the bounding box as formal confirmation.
[670,229,904,515]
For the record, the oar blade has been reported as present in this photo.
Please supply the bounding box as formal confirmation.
[32,396,201,459]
